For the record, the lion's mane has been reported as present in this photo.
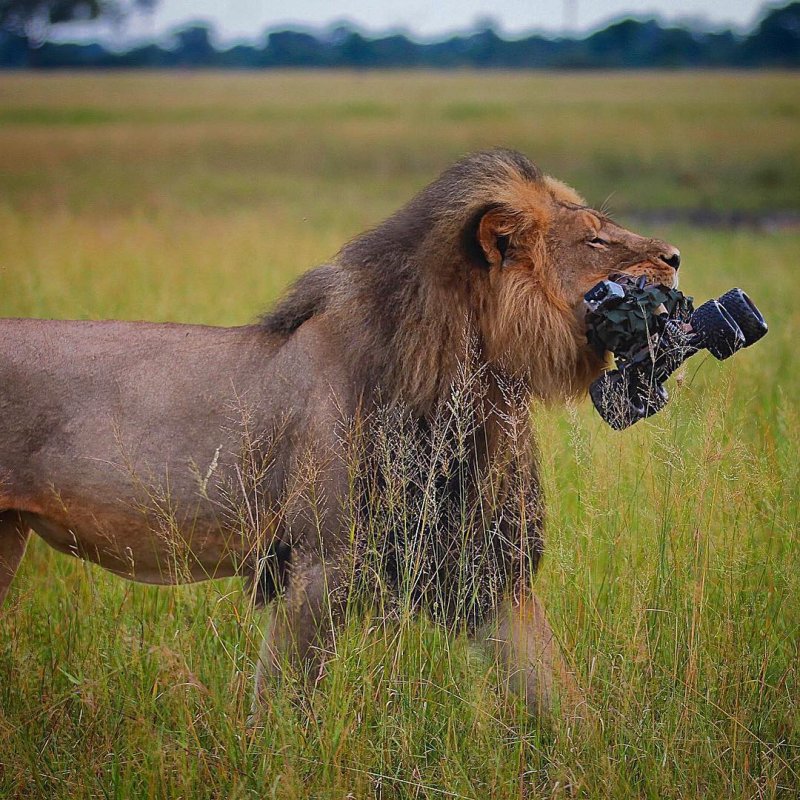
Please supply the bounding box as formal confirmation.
[261,149,601,415]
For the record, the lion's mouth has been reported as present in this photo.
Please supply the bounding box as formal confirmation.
[611,268,678,291]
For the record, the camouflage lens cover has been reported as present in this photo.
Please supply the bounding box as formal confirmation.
[585,275,694,366]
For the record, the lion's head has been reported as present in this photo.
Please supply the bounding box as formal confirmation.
[454,150,682,401]
[263,149,681,414]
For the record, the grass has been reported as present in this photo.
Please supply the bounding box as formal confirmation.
[1,71,799,215]
[0,71,798,799]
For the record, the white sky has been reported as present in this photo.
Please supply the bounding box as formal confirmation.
[59,0,773,44]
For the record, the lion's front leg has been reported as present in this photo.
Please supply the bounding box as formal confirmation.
[0,512,30,606]
[250,552,349,716]
[481,591,585,721]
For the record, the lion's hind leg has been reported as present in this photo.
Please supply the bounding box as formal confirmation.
[481,591,587,724]
[0,511,30,606]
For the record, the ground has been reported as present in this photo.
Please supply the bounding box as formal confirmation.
[0,71,798,799]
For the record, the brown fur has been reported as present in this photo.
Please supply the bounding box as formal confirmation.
[0,149,681,719]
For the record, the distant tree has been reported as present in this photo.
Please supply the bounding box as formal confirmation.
[466,26,504,67]
[740,1,800,65]
[0,0,157,42]
[262,30,327,67]
[170,23,215,67]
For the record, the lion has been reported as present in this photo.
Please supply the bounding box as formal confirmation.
[0,149,680,718]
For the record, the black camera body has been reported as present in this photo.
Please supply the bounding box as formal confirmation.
[585,275,768,430]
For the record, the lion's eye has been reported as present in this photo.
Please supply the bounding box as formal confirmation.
[588,236,609,247]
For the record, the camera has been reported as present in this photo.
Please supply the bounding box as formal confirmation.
[585,276,768,430]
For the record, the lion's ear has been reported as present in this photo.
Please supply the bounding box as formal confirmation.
[476,208,513,269]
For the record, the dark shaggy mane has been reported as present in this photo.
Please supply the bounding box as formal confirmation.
[259,263,339,336]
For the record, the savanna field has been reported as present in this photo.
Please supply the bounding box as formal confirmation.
[0,71,798,798]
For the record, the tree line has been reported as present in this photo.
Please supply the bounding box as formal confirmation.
[1,1,798,69]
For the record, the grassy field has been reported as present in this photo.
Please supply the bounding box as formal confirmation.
[0,71,798,799]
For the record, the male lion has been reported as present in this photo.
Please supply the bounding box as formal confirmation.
[0,149,680,717]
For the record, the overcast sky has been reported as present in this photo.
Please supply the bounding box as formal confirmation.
[65,0,773,44]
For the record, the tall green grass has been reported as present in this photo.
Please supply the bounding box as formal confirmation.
[0,73,798,798]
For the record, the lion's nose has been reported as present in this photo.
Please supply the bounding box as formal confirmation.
[659,247,681,270]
